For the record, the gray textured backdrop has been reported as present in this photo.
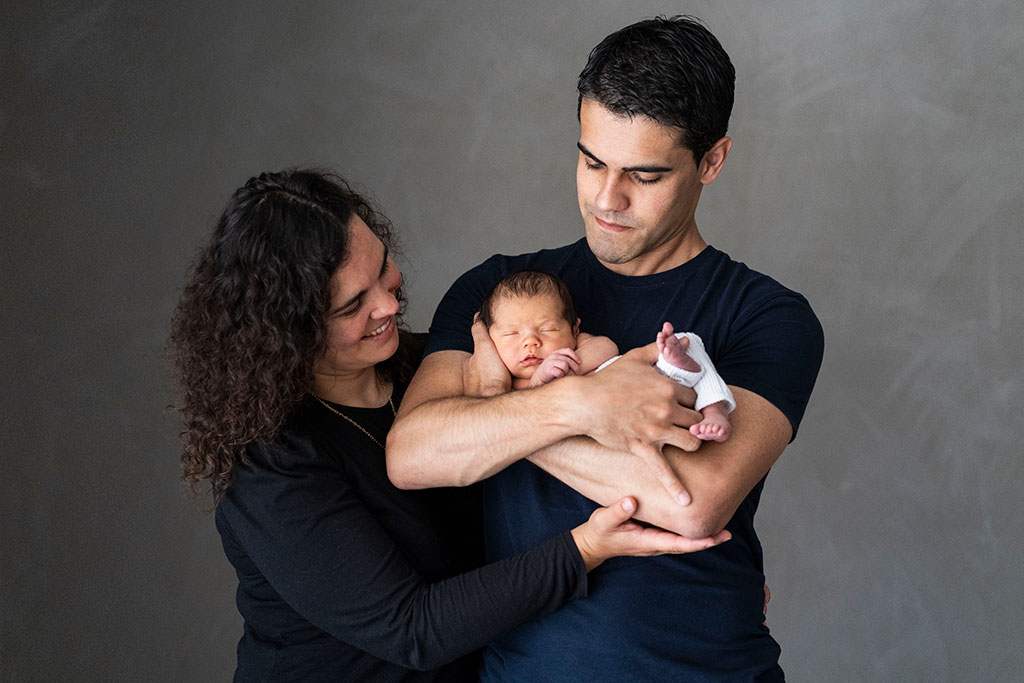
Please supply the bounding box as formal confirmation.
[3,1,1022,681]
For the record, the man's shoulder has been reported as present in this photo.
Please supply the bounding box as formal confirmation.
[705,247,815,312]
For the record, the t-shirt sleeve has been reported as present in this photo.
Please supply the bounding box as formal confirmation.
[217,434,586,671]
[713,290,824,441]
[425,255,509,357]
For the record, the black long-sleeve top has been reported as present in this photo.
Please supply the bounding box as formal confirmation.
[214,382,587,682]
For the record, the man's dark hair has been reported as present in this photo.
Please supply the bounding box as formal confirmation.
[577,15,735,165]
[479,270,577,330]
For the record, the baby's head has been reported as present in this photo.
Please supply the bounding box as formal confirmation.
[479,270,580,381]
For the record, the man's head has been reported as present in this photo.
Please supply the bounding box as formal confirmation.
[479,270,580,380]
[574,16,736,276]
[577,15,735,166]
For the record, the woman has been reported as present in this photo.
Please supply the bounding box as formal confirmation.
[168,169,729,682]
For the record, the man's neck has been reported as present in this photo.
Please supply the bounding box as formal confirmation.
[597,231,708,277]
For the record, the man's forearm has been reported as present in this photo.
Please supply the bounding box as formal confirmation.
[388,346,704,491]
[387,378,586,489]
[529,386,792,539]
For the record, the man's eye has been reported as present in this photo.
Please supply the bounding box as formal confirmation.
[634,174,660,185]
[585,160,603,170]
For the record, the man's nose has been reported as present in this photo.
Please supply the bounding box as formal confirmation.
[595,174,628,213]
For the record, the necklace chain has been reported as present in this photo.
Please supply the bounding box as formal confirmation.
[314,394,396,450]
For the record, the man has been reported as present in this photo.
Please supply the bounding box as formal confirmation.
[388,15,824,681]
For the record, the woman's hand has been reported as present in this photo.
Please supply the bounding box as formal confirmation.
[463,313,511,397]
[570,497,731,571]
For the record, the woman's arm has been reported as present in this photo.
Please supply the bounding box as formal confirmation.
[218,437,583,670]
[219,436,727,671]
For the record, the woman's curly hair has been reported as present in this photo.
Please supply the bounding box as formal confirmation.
[168,169,418,502]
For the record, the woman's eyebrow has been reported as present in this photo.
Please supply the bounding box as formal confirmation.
[329,245,390,316]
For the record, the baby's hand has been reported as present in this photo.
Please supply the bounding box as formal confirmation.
[530,348,582,386]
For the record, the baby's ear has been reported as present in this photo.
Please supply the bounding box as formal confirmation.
[573,318,581,335]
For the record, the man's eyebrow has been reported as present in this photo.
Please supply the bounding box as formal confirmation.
[328,245,389,316]
[577,142,602,164]
[577,141,673,174]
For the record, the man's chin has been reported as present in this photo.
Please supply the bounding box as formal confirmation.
[585,230,637,265]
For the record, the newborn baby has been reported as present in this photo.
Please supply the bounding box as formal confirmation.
[478,270,735,442]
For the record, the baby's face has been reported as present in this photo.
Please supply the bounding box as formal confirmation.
[487,293,578,380]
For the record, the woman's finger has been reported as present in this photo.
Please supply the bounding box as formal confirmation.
[590,496,636,532]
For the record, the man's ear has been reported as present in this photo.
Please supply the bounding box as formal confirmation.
[699,136,732,185]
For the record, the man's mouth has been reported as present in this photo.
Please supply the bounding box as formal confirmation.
[594,215,632,232]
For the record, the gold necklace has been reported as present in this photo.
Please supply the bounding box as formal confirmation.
[314,394,396,450]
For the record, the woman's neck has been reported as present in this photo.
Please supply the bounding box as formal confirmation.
[312,367,391,408]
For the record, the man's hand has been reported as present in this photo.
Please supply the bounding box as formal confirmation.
[569,342,703,506]
[529,348,582,387]
[464,313,511,397]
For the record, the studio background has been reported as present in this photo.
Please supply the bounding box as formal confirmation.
[3,1,1021,681]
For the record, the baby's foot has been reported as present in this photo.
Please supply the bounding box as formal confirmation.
[690,419,731,442]
[656,322,701,372]
[689,404,732,442]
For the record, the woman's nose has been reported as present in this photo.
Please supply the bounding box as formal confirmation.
[370,288,400,318]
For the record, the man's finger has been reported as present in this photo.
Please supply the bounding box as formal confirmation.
[621,340,661,364]
[671,383,698,411]
[662,425,702,453]
[470,313,492,347]
[632,442,691,506]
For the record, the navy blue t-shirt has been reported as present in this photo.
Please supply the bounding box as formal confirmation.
[425,239,824,682]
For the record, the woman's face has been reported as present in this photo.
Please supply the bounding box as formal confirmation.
[314,216,402,382]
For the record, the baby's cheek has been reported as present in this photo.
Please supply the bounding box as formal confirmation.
[496,346,519,373]
[515,364,536,379]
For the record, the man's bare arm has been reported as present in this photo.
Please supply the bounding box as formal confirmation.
[387,349,581,487]
[527,386,791,539]
[386,344,703,496]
